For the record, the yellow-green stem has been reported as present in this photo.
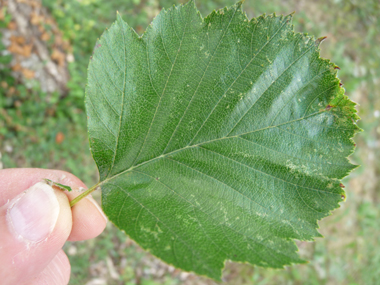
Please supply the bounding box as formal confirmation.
[70,183,100,207]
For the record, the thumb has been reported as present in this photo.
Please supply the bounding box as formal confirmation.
[0,182,72,284]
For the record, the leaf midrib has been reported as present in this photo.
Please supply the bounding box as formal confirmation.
[103,13,297,182]
[100,110,326,185]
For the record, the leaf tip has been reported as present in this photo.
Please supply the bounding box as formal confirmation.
[315,36,327,46]
[316,232,324,238]
[283,12,293,24]
[237,0,246,7]
[116,12,124,22]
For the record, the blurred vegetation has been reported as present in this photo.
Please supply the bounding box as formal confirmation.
[1,0,379,284]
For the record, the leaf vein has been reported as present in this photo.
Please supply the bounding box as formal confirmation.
[108,182,217,274]
[132,169,297,263]
[162,7,239,154]
[197,145,337,196]
[165,156,269,210]
[227,40,316,136]
[188,17,290,145]
[107,20,128,178]
[87,95,117,138]
[90,69,120,116]
[132,16,191,165]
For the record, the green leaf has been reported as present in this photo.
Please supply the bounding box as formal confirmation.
[44,179,73,192]
[85,1,360,280]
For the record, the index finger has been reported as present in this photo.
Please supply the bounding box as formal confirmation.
[0,168,86,207]
[0,168,107,241]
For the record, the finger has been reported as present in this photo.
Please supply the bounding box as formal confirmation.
[28,250,71,285]
[0,168,107,241]
[0,182,72,284]
[0,168,86,207]
[67,193,107,241]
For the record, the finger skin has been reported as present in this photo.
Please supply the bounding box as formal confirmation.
[0,168,107,241]
[0,168,107,284]
[28,250,71,285]
[0,188,72,284]
[0,168,86,207]
[67,194,107,241]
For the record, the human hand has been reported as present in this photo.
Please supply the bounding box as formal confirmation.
[0,168,107,284]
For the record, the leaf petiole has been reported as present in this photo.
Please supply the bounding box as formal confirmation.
[70,182,101,207]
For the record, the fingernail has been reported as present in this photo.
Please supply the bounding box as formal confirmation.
[7,182,60,242]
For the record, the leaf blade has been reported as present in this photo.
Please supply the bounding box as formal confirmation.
[86,1,360,280]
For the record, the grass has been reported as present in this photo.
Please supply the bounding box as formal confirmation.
[1,0,379,284]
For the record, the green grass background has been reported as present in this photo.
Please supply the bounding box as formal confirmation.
[1,0,379,284]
